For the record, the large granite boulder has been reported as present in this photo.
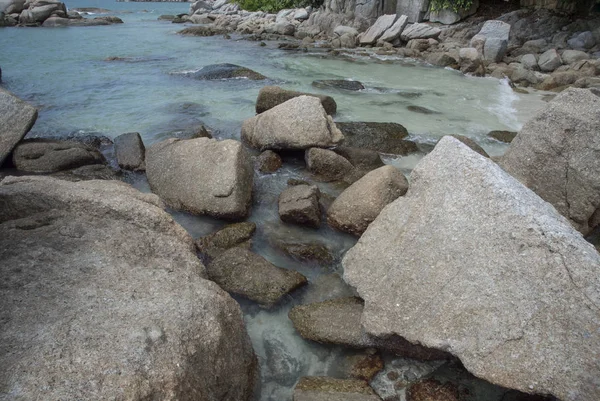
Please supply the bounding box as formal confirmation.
[327,165,408,236]
[146,137,253,219]
[396,0,430,23]
[0,88,38,167]
[379,14,408,42]
[0,176,257,400]
[359,14,398,45]
[255,86,337,115]
[0,0,25,14]
[19,0,66,24]
[241,96,344,151]
[13,139,104,173]
[343,136,600,401]
[499,88,600,235]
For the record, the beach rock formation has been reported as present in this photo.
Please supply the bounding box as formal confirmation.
[255,86,337,115]
[0,88,37,166]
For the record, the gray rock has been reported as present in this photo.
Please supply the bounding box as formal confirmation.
[242,96,344,151]
[255,86,337,115]
[293,377,382,401]
[114,132,145,171]
[327,165,408,236]
[19,0,66,24]
[379,14,408,43]
[448,134,489,158]
[0,0,25,14]
[359,14,398,45]
[183,63,266,80]
[333,146,384,173]
[146,137,253,220]
[207,247,307,308]
[269,238,334,264]
[407,105,441,115]
[538,49,562,72]
[343,136,600,401]
[334,25,358,37]
[336,122,418,155]
[561,49,590,65]
[459,47,482,74]
[0,88,37,167]
[294,8,309,20]
[289,297,450,360]
[305,147,354,182]
[255,149,282,173]
[520,53,538,70]
[567,31,595,50]
[426,52,458,67]
[178,25,229,37]
[339,32,357,48]
[263,330,302,385]
[51,164,120,182]
[477,19,510,41]
[0,176,257,401]
[500,88,600,234]
[400,23,441,41]
[195,222,256,260]
[278,184,321,228]
[487,130,517,143]
[483,37,507,63]
[397,0,430,23]
[312,79,365,91]
[13,139,104,173]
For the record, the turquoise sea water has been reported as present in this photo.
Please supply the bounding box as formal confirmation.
[0,3,551,400]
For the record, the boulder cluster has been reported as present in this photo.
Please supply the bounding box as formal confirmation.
[0,0,123,26]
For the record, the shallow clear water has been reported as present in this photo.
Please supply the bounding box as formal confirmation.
[1,2,550,400]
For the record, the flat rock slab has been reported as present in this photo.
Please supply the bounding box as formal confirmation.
[344,136,600,401]
[336,122,418,155]
[359,14,397,45]
[379,14,408,43]
[0,88,38,167]
[294,377,382,401]
[208,247,307,308]
[0,176,257,400]
[183,63,266,80]
[400,23,441,41]
[256,85,337,115]
[289,297,450,360]
[146,137,253,219]
[13,138,104,173]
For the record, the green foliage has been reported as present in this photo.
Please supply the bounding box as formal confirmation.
[235,0,322,12]
[430,0,473,12]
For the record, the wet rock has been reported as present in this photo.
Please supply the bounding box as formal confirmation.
[272,240,335,264]
[336,122,418,155]
[305,148,354,182]
[343,136,600,401]
[448,135,488,158]
[407,379,459,401]
[0,88,37,167]
[256,149,282,173]
[538,49,562,72]
[488,130,517,143]
[561,49,589,65]
[459,47,483,74]
[379,15,408,43]
[400,23,441,41]
[289,297,450,360]
[333,146,384,173]
[146,137,253,220]
[301,273,356,303]
[242,96,343,151]
[52,164,120,182]
[207,247,307,308]
[312,79,365,91]
[500,88,600,234]
[407,105,441,115]
[359,14,398,45]
[184,63,266,80]
[114,132,145,171]
[426,52,458,67]
[343,351,385,381]
[263,330,302,385]
[195,222,256,260]
[328,165,408,236]
[178,25,228,36]
[293,376,382,401]
[256,86,337,115]
[13,139,104,173]
[0,176,257,400]
[278,184,321,228]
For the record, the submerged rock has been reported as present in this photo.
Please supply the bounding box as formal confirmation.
[242,96,344,151]
[178,25,228,36]
[336,122,418,155]
[256,86,337,115]
[13,139,105,173]
[146,137,253,220]
[278,184,321,228]
[500,88,600,234]
[114,132,145,171]
[255,149,282,174]
[293,377,382,401]
[407,105,441,115]
[195,221,256,260]
[0,176,257,400]
[312,79,365,91]
[344,136,600,401]
[184,63,266,80]
[271,240,335,264]
[327,165,408,236]
[0,88,38,166]
[488,130,517,143]
[333,146,384,173]
[207,247,307,308]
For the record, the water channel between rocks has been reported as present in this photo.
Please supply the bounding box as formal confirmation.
[0,1,552,399]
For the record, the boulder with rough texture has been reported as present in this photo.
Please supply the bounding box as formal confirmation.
[19,0,66,24]
[397,0,430,23]
[476,19,510,41]
[146,137,253,219]
[195,222,256,260]
[359,14,398,45]
[0,0,25,14]
[336,122,418,155]
[343,136,600,401]
[333,147,384,173]
[255,149,282,173]
[0,176,257,401]
[379,14,408,43]
[400,23,441,41]
[242,96,343,151]
[561,49,590,65]
[327,165,408,236]
[0,88,38,167]
[500,88,600,234]
[483,37,507,62]
[305,147,354,182]
[459,47,483,74]
[255,86,337,115]
[208,247,307,308]
[520,54,538,70]
[538,49,562,72]
[279,184,321,228]
[114,132,145,171]
[13,139,104,173]
[293,377,382,401]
